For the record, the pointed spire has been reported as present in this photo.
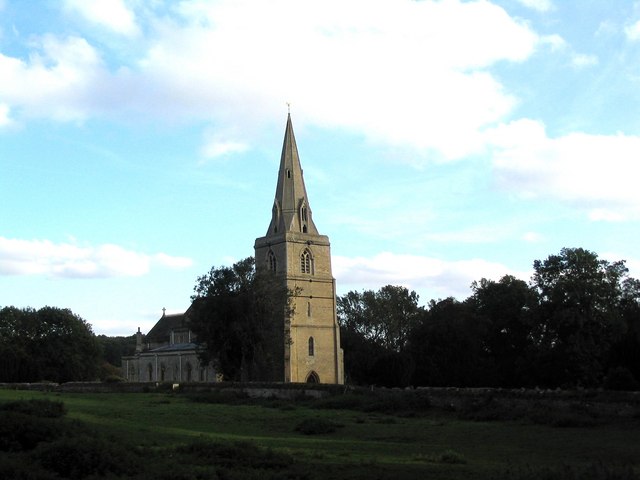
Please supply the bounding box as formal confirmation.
[267,114,319,236]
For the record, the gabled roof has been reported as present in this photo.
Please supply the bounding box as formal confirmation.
[146,313,188,342]
[266,113,319,236]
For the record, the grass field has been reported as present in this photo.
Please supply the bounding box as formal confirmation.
[1,388,638,479]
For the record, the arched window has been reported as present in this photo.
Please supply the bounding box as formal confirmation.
[160,364,166,382]
[147,363,153,382]
[301,249,313,274]
[186,362,193,382]
[308,337,315,356]
[267,250,277,272]
[306,371,320,383]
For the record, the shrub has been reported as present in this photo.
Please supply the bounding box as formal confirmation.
[437,449,467,464]
[497,463,639,480]
[604,367,640,391]
[33,435,139,479]
[0,399,66,418]
[295,418,343,435]
[0,456,57,480]
[0,412,64,451]
[177,439,293,470]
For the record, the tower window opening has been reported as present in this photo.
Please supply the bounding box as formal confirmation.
[267,250,277,272]
[301,249,313,274]
[307,301,311,317]
[287,169,291,179]
[308,337,315,356]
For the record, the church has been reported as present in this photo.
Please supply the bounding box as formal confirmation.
[122,114,344,384]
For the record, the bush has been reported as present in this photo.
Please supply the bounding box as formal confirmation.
[497,463,639,480]
[0,456,57,480]
[295,418,343,435]
[604,367,640,391]
[0,399,66,418]
[0,412,64,451]
[436,449,467,464]
[177,439,293,470]
[33,435,139,479]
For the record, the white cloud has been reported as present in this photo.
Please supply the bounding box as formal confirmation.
[522,231,544,243]
[625,19,640,41]
[487,119,640,220]
[0,237,192,278]
[64,0,139,36]
[0,0,541,160]
[571,53,598,68]
[139,0,538,160]
[201,129,249,159]
[334,252,525,301]
[0,103,12,127]
[515,0,554,12]
[0,35,105,121]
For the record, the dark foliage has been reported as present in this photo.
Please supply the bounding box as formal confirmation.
[177,439,293,469]
[188,257,291,382]
[0,412,64,452]
[497,463,639,480]
[339,248,640,390]
[295,417,343,435]
[0,306,101,383]
[34,435,140,479]
[338,285,422,386]
[0,399,66,418]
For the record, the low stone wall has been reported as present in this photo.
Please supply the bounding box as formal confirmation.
[2,382,639,417]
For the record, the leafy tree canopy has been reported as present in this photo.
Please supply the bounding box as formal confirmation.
[188,257,291,382]
[0,306,101,383]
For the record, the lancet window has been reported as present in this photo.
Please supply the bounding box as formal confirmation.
[301,249,313,274]
[267,250,277,272]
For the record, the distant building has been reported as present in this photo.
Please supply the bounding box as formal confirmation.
[122,114,344,384]
[121,309,216,383]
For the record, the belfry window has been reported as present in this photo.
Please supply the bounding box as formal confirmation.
[308,337,315,356]
[267,250,277,272]
[301,249,313,274]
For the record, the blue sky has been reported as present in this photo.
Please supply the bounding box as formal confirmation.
[1,0,639,335]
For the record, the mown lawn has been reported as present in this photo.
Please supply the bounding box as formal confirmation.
[0,388,638,479]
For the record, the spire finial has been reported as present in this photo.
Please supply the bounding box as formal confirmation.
[162,307,166,317]
[286,102,291,115]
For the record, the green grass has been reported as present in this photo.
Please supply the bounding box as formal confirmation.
[0,389,638,479]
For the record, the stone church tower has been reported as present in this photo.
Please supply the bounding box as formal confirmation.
[255,114,344,384]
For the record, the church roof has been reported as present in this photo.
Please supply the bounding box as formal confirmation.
[146,312,188,342]
[267,113,319,236]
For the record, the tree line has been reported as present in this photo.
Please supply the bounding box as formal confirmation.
[339,248,640,390]
[0,306,135,383]
[2,246,637,390]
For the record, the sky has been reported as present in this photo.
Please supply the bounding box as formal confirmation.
[1,0,639,336]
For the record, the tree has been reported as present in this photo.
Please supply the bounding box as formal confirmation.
[0,306,101,383]
[409,297,494,387]
[337,285,423,386]
[187,257,291,382]
[469,275,538,387]
[530,247,629,387]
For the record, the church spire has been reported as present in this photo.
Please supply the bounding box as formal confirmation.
[267,114,318,236]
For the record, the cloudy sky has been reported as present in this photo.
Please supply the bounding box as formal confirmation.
[1,0,639,335]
